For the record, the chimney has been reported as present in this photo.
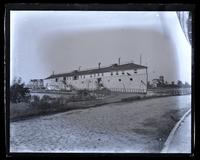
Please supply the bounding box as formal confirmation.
[118,57,121,65]
[98,62,101,69]
[52,71,54,75]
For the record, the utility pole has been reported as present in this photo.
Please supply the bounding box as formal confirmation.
[98,62,101,69]
[140,54,142,65]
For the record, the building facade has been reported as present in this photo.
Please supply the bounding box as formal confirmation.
[43,63,148,93]
[152,76,165,88]
[27,79,44,89]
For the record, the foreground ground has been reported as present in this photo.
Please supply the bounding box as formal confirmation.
[162,112,191,153]
[10,95,191,153]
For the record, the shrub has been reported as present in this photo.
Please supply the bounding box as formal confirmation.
[55,96,66,105]
[77,90,90,97]
[10,77,31,103]
[41,95,52,102]
[32,95,40,102]
[30,95,40,106]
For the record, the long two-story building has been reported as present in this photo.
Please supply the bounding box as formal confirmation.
[43,62,148,93]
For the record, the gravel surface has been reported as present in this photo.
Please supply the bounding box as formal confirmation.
[164,113,191,153]
[10,95,191,153]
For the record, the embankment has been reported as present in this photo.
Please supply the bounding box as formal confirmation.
[10,88,191,122]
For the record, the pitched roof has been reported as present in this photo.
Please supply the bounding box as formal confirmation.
[45,63,147,79]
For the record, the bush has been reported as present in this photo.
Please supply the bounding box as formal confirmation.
[55,96,66,105]
[37,95,51,109]
[10,77,31,103]
[41,95,52,102]
[32,95,40,102]
[77,90,90,97]
[30,95,40,106]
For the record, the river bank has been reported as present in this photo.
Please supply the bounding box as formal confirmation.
[10,88,191,122]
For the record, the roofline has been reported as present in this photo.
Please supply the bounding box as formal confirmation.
[45,63,147,79]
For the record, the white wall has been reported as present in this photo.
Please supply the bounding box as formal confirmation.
[43,68,147,93]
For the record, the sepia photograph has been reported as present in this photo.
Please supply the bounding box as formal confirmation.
[7,6,192,154]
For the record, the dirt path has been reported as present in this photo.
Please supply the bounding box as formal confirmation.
[10,95,191,153]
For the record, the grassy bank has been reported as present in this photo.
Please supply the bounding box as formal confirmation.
[10,90,112,121]
[10,89,191,122]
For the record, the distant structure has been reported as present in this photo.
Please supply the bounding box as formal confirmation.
[43,61,148,93]
[27,79,44,89]
[152,76,165,88]
[149,76,191,89]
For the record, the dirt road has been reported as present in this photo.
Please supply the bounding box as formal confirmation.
[10,95,191,153]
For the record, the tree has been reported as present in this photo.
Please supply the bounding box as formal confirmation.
[10,77,31,103]
[147,81,152,89]
[184,82,191,88]
[171,81,175,88]
[177,80,183,88]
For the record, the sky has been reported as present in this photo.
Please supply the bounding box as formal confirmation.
[10,11,191,85]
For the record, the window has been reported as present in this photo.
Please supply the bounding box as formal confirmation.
[83,75,85,78]
[118,79,121,82]
[122,72,125,75]
[116,72,118,75]
[130,78,133,81]
[73,76,78,80]
[111,72,113,76]
[98,73,99,76]
[90,75,92,78]
[82,81,84,84]
[94,74,96,77]
[63,77,66,81]
[134,69,137,73]
[55,78,58,82]
[102,73,104,76]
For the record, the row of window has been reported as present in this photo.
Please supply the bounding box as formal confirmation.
[110,72,134,76]
[55,77,134,82]
[80,78,133,84]
[118,78,133,82]
[55,71,138,82]
[90,73,104,78]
